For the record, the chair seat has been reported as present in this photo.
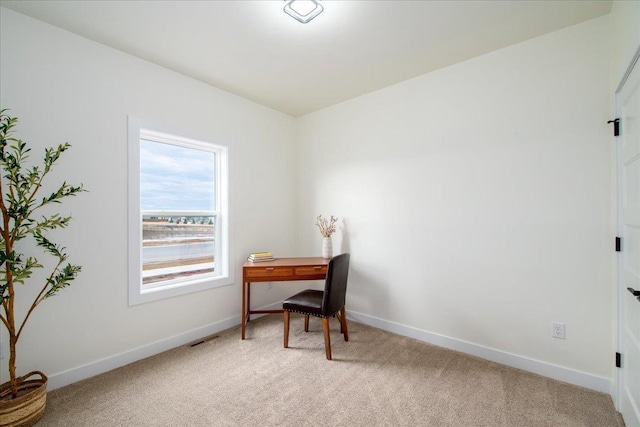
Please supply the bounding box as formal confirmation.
[283,289,323,316]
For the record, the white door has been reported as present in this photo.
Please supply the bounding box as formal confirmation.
[617,52,640,427]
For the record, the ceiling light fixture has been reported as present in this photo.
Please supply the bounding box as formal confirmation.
[284,0,323,24]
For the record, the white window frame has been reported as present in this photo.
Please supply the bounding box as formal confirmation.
[128,116,233,305]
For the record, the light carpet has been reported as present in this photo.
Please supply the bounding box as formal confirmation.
[38,314,624,426]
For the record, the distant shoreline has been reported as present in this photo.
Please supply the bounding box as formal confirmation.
[143,222,213,243]
[142,237,213,247]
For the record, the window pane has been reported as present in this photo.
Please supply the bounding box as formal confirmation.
[140,138,217,287]
[142,214,215,286]
[140,139,216,211]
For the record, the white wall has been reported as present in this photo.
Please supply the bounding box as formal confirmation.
[296,16,614,389]
[0,8,297,387]
[611,0,640,89]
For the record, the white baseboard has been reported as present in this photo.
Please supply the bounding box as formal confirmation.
[47,302,284,391]
[48,304,612,396]
[48,314,241,391]
[347,310,612,395]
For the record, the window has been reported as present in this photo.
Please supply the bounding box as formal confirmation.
[128,117,232,305]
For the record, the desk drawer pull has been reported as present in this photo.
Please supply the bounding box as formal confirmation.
[265,267,275,271]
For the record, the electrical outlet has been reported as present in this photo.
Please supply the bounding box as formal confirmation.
[552,322,565,339]
[267,282,273,290]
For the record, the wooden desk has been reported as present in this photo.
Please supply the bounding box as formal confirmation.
[241,257,329,339]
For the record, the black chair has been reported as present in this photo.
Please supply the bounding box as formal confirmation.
[283,253,350,360]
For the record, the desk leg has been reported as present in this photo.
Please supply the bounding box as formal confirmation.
[247,282,251,323]
[241,281,252,340]
[241,281,247,340]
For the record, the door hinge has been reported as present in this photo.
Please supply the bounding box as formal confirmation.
[616,237,621,252]
[616,352,621,368]
[607,118,620,137]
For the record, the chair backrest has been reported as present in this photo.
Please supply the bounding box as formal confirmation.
[321,253,350,316]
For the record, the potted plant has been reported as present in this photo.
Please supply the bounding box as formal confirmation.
[0,110,84,426]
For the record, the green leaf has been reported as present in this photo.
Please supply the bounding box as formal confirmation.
[43,264,81,299]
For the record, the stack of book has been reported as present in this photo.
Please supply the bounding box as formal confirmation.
[247,251,274,262]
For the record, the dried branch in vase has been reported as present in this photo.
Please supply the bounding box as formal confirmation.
[315,215,338,238]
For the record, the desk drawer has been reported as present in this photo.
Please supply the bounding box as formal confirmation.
[295,266,327,276]
[245,267,293,278]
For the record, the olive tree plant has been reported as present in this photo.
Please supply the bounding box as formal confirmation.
[0,110,84,398]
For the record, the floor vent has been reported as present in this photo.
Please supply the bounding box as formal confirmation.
[188,334,220,347]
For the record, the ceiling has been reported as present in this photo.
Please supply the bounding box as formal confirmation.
[0,0,612,117]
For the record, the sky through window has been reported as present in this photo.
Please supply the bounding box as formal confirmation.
[140,139,215,211]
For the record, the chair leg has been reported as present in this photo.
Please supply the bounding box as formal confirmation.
[340,306,349,342]
[304,314,309,332]
[284,310,290,348]
[322,317,332,360]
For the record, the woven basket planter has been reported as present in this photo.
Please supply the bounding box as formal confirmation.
[0,371,47,427]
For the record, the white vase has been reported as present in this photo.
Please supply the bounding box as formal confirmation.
[322,236,333,259]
